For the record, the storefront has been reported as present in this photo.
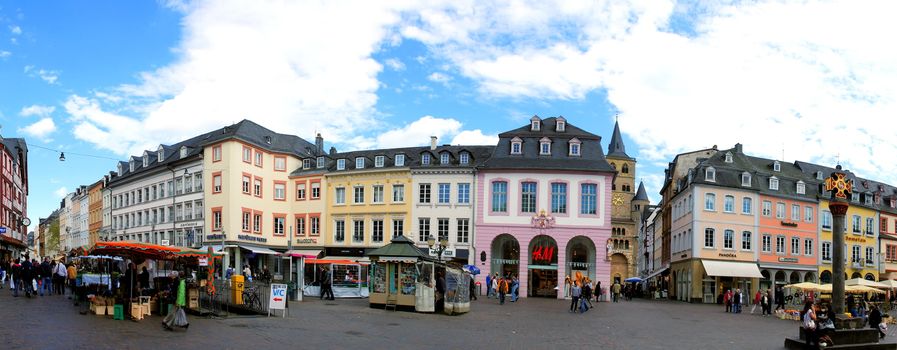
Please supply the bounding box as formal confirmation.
[491,234,520,280]
[700,259,762,304]
[528,235,558,298]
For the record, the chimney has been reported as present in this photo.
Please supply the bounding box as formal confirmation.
[329,146,337,155]
[315,133,324,154]
[430,136,437,150]
[734,143,743,154]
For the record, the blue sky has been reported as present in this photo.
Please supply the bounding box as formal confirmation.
[3,1,897,233]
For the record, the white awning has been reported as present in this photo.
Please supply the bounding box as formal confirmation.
[240,245,280,255]
[283,249,323,258]
[645,267,669,280]
[378,256,418,263]
[702,260,763,278]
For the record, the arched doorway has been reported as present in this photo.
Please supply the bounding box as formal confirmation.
[865,273,876,281]
[851,272,862,279]
[775,271,786,286]
[804,272,816,283]
[528,235,558,297]
[789,271,801,284]
[610,253,628,285]
[820,270,832,284]
[760,270,771,291]
[491,234,520,281]
[566,236,596,290]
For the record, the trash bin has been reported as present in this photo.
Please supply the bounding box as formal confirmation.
[232,275,245,304]
[113,304,124,320]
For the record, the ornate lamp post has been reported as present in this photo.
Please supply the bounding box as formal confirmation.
[427,234,449,262]
[825,166,852,315]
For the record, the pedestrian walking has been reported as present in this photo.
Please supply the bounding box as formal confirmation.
[39,258,52,297]
[510,275,519,302]
[53,260,67,295]
[0,259,7,290]
[751,290,761,314]
[775,287,785,311]
[570,281,582,313]
[612,281,621,303]
[491,273,498,299]
[582,279,594,309]
[10,259,21,297]
[498,275,509,305]
[21,258,34,298]
[870,305,886,339]
[67,263,78,298]
[163,271,189,331]
[734,288,742,313]
[485,274,492,299]
[724,289,732,313]
[761,289,771,316]
[469,274,477,301]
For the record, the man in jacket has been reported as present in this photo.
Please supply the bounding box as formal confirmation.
[39,258,52,296]
[775,287,785,311]
[20,258,33,298]
[569,281,582,312]
[485,274,492,299]
[612,281,621,303]
[10,259,20,297]
[870,305,886,339]
[497,276,508,305]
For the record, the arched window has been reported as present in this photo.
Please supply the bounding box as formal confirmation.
[725,152,733,163]
[622,164,629,174]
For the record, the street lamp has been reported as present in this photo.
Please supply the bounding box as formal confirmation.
[427,234,449,262]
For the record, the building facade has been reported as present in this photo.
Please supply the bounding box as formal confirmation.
[88,180,103,247]
[606,120,646,284]
[0,138,29,260]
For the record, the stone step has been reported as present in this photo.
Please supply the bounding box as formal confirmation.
[799,327,880,344]
[785,337,897,350]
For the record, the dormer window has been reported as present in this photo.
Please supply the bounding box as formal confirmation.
[865,193,872,205]
[264,136,272,144]
[337,159,346,170]
[510,137,523,155]
[891,199,895,208]
[375,156,385,168]
[851,192,859,202]
[796,181,805,194]
[539,137,551,155]
[157,146,164,162]
[530,116,541,131]
[395,154,405,166]
[556,117,566,132]
[440,152,450,165]
[816,171,824,180]
[316,156,324,168]
[568,138,581,156]
[725,152,733,163]
[303,159,312,169]
[143,155,149,167]
[117,163,123,175]
[422,153,431,165]
[741,172,751,187]
[129,161,135,172]
[355,157,365,169]
[180,147,188,158]
[459,152,469,165]
[769,176,779,190]
[705,167,716,182]
[773,161,781,172]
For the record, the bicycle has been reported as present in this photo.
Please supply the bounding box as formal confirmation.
[242,286,262,311]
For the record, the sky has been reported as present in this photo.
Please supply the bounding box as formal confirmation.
[3,0,897,234]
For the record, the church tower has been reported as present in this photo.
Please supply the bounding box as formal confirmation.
[606,119,639,283]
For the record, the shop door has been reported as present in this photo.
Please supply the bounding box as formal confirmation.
[528,268,558,297]
[703,280,716,303]
[388,264,398,298]
[415,262,435,312]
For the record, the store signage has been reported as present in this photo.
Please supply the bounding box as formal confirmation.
[160,239,170,246]
[846,236,867,243]
[778,257,799,263]
[177,222,202,228]
[429,248,455,258]
[296,238,317,244]
[238,234,268,243]
[198,257,208,267]
[780,221,798,227]
[206,234,225,241]
[718,252,737,258]
[0,227,6,234]
[269,283,287,311]
[532,246,555,262]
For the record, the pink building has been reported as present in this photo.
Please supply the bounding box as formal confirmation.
[474,116,615,299]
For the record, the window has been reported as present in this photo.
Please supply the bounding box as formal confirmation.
[253,212,262,233]
[796,181,805,195]
[866,217,874,235]
[460,152,469,165]
[372,220,384,243]
[392,184,405,202]
[804,239,813,256]
[419,183,431,204]
[723,230,734,249]
[888,244,897,262]
[769,177,779,190]
[521,182,537,213]
[741,172,751,186]
[762,201,771,216]
[422,154,431,165]
[773,161,781,171]
[354,186,364,204]
[776,203,785,219]
[580,183,597,215]
[392,219,404,238]
[254,151,262,166]
[492,181,508,212]
[511,141,522,155]
[742,197,752,214]
[395,154,405,166]
[762,234,771,252]
[353,220,364,242]
[865,194,873,205]
[253,178,262,197]
[355,157,364,169]
[457,218,469,243]
[375,156,385,168]
[212,209,222,231]
[822,242,831,261]
[297,183,307,200]
[540,141,551,155]
[531,119,540,131]
[437,218,449,242]
[883,218,889,233]
[311,182,321,199]
[742,231,751,250]
[705,167,715,182]
[569,143,580,156]
[816,171,824,180]
[337,159,346,170]
[791,237,799,255]
[866,246,875,265]
[725,152,733,163]
[274,157,286,171]
[213,174,222,193]
[776,236,785,254]
[212,146,221,162]
[316,156,324,168]
[852,215,861,233]
[274,183,286,200]
[334,220,345,242]
[372,185,384,203]
[851,192,859,202]
[457,183,470,204]
[822,211,832,230]
[791,204,800,221]
[296,217,305,235]
[852,245,861,263]
[704,193,716,211]
[334,187,345,204]
[804,206,813,222]
[724,195,734,212]
[273,216,285,236]
[556,119,565,131]
[440,153,450,165]
[551,183,567,214]
[704,228,714,248]
[418,218,430,242]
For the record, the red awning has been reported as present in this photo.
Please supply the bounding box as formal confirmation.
[0,234,26,248]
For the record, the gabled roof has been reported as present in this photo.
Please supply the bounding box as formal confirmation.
[366,235,430,259]
[607,120,632,159]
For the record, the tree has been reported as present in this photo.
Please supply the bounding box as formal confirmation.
[46,219,60,256]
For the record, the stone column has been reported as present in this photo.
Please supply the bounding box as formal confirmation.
[830,198,848,314]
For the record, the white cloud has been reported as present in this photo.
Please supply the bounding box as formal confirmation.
[427,72,451,84]
[450,129,497,145]
[0,50,10,58]
[384,58,405,71]
[24,65,61,84]
[9,25,21,35]
[374,115,461,149]
[54,186,68,199]
[19,104,55,118]
[18,117,57,142]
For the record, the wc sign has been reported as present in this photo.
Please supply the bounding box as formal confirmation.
[269,283,287,312]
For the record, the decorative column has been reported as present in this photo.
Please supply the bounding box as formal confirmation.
[825,166,852,315]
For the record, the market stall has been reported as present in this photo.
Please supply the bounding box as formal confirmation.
[303,258,369,298]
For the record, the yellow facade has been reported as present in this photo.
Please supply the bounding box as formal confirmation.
[818,199,879,281]
[324,169,412,250]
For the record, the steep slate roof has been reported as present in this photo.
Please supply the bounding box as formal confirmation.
[634,181,649,201]
[607,120,632,159]
[481,116,615,173]
[365,235,431,259]
[291,144,495,177]
[794,161,897,214]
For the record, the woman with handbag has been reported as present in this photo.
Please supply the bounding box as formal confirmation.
[801,300,818,348]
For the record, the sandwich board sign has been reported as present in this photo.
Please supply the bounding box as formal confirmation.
[269,283,288,317]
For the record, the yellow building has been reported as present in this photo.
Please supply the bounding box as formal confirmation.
[818,198,879,282]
